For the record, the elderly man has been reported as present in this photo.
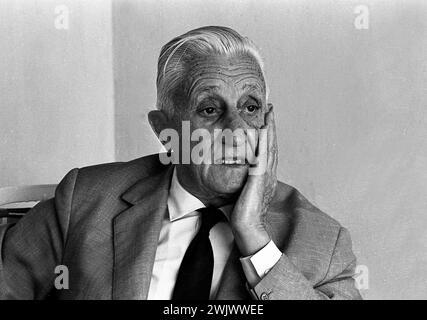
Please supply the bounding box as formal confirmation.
[0,26,361,300]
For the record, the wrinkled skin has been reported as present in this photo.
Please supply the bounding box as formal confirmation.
[149,53,278,256]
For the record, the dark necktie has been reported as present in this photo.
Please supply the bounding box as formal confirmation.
[172,207,225,300]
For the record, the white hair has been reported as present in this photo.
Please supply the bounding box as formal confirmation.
[156,26,267,116]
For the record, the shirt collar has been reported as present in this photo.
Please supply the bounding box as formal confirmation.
[167,168,232,222]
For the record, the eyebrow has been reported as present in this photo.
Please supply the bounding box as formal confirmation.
[191,85,221,105]
[241,83,263,93]
[190,82,264,109]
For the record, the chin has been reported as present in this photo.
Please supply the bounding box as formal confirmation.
[204,164,248,195]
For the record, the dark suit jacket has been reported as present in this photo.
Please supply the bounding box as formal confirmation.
[0,154,361,299]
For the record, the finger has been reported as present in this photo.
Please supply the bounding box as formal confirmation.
[258,126,268,172]
[249,105,273,176]
[271,108,278,173]
[262,103,273,128]
[255,108,270,156]
[266,106,277,172]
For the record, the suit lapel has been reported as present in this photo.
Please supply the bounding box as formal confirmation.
[112,165,173,300]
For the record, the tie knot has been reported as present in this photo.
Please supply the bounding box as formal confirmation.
[197,207,225,234]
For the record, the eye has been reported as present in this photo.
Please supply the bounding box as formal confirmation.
[241,96,261,115]
[245,104,260,114]
[199,106,219,117]
[204,107,215,114]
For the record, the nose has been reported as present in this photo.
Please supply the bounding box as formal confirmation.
[222,109,249,147]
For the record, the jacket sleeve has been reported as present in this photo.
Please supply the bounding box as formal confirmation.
[0,169,78,299]
[248,227,362,300]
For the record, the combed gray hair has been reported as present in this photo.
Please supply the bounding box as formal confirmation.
[156,26,267,116]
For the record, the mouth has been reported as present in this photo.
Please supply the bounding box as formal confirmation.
[219,159,248,165]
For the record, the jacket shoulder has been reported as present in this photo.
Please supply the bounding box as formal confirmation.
[76,153,164,188]
[55,154,166,219]
[269,181,342,234]
[268,181,346,284]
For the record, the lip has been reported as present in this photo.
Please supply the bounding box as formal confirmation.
[222,159,245,165]
[215,158,249,165]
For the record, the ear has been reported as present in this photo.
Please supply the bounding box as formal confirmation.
[148,110,170,139]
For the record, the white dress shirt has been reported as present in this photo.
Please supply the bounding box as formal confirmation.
[147,169,282,300]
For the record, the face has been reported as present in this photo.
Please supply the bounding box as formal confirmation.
[171,54,268,203]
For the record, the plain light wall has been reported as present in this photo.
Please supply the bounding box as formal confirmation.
[0,0,115,186]
[1,0,426,300]
[112,0,427,299]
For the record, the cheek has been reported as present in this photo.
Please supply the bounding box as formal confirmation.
[242,112,265,130]
[255,112,267,128]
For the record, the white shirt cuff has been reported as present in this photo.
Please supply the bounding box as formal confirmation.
[240,240,282,287]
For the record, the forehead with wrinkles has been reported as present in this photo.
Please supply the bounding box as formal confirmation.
[179,54,266,109]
